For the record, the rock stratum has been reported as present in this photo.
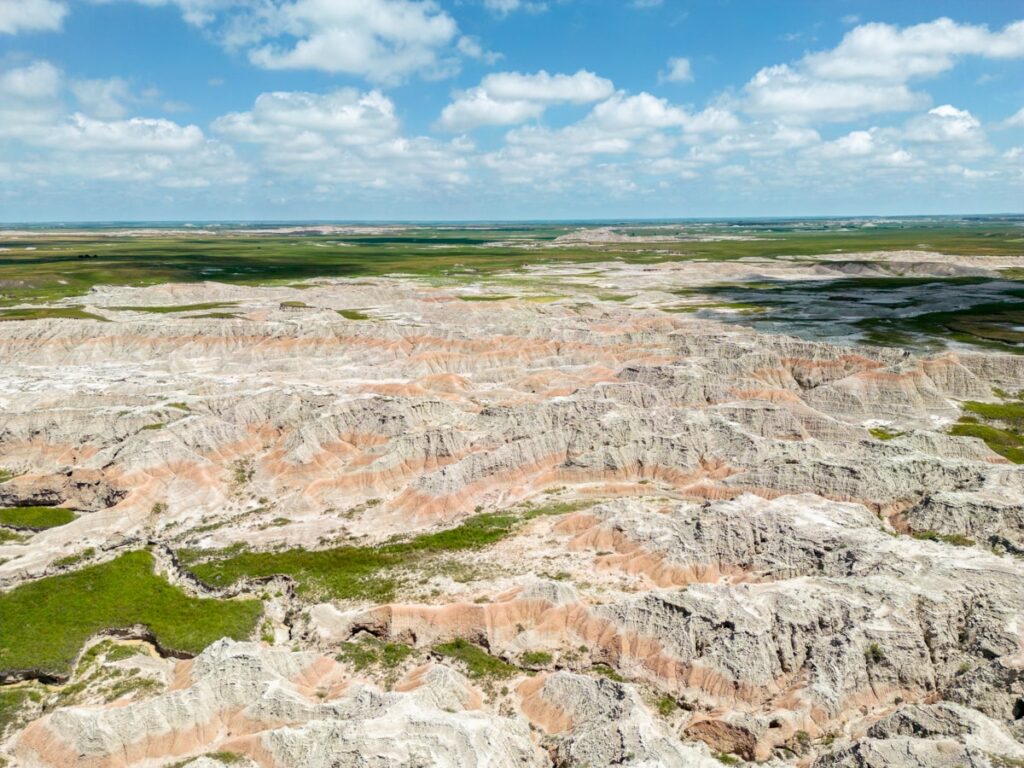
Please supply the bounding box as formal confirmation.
[1,253,1023,767]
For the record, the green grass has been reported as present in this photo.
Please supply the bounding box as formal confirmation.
[0,507,76,530]
[910,530,975,547]
[949,399,1024,463]
[592,663,626,682]
[336,637,415,672]
[279,300,309,308]
[519,650,553,667]
[0,469,14,484]
[181,502,587,603]
[458,294,514,302]
[108,302,237,314]
[0,529,29,544]
[433,639,518,679]
[868,427,904,441]
[0,307,105,321]
[0,550,261,677]
[3,221,1023,308]
[0,688,34,732]
[656,695,678,717]
[338,309,370,320]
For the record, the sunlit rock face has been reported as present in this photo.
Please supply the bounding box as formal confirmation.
[2,255,1024,767]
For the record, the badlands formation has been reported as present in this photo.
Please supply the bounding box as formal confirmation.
[1,251,1024,767]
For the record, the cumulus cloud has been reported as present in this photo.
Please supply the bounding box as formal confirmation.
[483,0,547,17]
[246,0,459,83]
[439,70,614,131]
[70,77,135,119]
[215,87,471,189]
[745,64,928,121]
[0,0,67,34]
[745,18,1024,122]
[1005,106,1024,127]
[0,59,244,188]
[659,57,693,83]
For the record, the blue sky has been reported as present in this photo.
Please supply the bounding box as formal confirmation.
[1,0,1023,221]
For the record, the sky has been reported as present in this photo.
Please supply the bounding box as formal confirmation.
[1,0,1023,221]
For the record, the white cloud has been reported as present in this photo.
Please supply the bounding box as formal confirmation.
[745,18,1024,123]
[245,0,459,83]
[804,18,1024,82]
[0,60,61,100]
[483,0,547,17]
[214,89,399,145]
[439,69,614,131]
[70,77,134,119]
[903,105,982,143]
[660,57,692,83]
[215,87,471,189]
[456,35,502,65]
[1005,106,1024,127]
[745,63,928,121]
[0,0,66,34]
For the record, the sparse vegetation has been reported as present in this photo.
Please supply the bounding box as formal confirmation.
[0,306,106,322]
[592,663,625,682]
[657,695,678,717]
[181,505,588,602]
[0,506,76,530]
[714,753,741,765]
[520,650,553,667]
[109,302,237,314]
[336,637,415,672]
[864,642,885,665]
[910,529,975,547]
[433,639,517,679]
[868,426,904,441]
[0,550,261,677]
[949,398,1024,463]
[338,309,370,320]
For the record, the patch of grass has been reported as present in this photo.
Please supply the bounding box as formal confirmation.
[336,637,414,672]
[167,402,191,411]
[911,529,975,547]
[140,422,165,431]
[868,427,904,441]
[52,547,95,568]
[231,458,255,487]
[0,506,76,530]
[592,663,625,682]
[109,302,237,314]
[865,642,885,665]
[656,695,678,717]
[0,529,29,544]
[0,469,13,484]
[714,753,741,765]
[458,294,514,302]
[0,306,105,322]
[279,300,309,309]
[182,508,561,602]
[0,550,261,677]
[0,688,33,732]
[949,400,1024,463]
[434,639,518,679]
[338,309,370,320]
[520,650,553,667]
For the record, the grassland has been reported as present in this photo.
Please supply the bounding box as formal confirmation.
[180,500,589,602]
[949,397,1024,463]
[1,219,1023,308]
[0,507,76,530]
[0,551,261,677]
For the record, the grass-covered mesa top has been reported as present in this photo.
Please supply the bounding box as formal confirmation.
[0,551,261,678]
[0,507,76,530]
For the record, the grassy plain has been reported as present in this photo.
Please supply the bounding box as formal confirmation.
[1,219,1022,308]
[0,551,261,677]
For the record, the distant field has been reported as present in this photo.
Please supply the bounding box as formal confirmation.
[1,219,1022,306]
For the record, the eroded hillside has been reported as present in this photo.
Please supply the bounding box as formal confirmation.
[1,248,1024,768]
